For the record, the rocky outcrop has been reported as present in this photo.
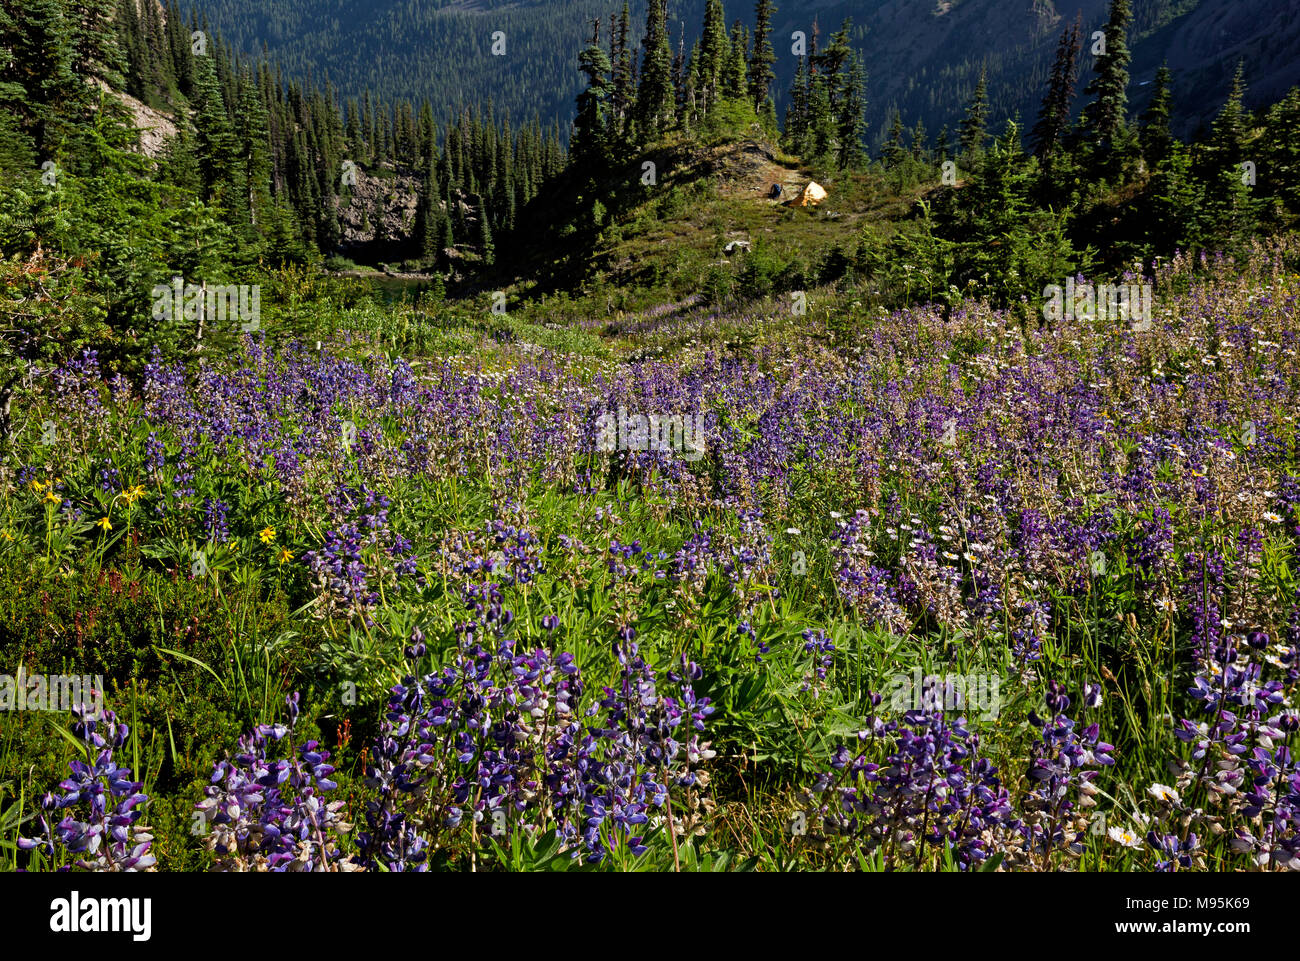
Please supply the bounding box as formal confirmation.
[90,78,177,159]
[334,164,421,250]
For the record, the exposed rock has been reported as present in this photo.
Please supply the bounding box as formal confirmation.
[89,78,177,159]
[334,165,421,250]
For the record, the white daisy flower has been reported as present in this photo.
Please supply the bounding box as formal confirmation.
[1147,783,1180,805]
[1108,825,1143,848]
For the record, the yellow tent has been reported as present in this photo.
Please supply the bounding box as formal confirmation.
[797,181,827,207]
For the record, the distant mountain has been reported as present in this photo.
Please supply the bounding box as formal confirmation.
[181,0,1300,146]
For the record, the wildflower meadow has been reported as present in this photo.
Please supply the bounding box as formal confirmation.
[5,243,1300,886]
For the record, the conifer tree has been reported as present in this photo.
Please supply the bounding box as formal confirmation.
[6,0,80,153]
[573,19,613,165]
[634,0,675,140]
[910,118,928,163]
[883,109,906,168]
[611,2,634,132]
[235,72,273,244]
[697,0,729,115]
[192,52,241,210]
[1139,64,1173,171]
[1080,0,1132,150]
[724,21,748,102]
[749,0,777,113]
[1258,86,1300,220]
[70,0,126,87]
[1031,17,1081,160]
[1201,61,1255,242]
[934,124,950,162]
[783,54,808,148]
[475,192,493,264]
[959,68,989,160]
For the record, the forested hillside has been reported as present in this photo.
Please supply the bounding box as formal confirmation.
[177,0,1300,148]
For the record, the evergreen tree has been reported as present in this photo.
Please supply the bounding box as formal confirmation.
[829,26,865,169]
[934,124,951,162]
[1080,0,1132,151]
[1201,61,1255,243]
[1139,64,1174,171]
[723,21,748,101]
[1146,140,1202,252]
[1258,86,1300,222]
[883,109,905,168]
[696,0,729,115]
[634,0,675,139]
[573,19,613,165]
[940,120,1077,307]
[235,71,273,248]
[672,27,688,124]
[910,118,928,163]
[1031,17,1081,160]
[191,53,241,212]
[749,0,777,113]
[783,54,808,149]
[69,0,126,87]
[959,68,989,160]
[611,2,634,133]
[5,0,80,154]
[805,67,833,161]
[475,193,493,264]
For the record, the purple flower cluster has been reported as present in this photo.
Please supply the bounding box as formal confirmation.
[1021,682,1116,864]
[195,693,355,872]
[809,704,1013,870]
[807,683,1116,871]
[1161,627,1300,870]
[18,704,155,872]
[302,484,421,621]
[356,606,715,869]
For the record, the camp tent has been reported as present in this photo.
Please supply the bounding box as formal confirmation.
[797,181,827,207]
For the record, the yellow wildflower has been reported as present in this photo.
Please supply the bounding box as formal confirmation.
[277,546,294,565]
[258,526,276,544]
[44,490,62,506]
[97,516,112,533]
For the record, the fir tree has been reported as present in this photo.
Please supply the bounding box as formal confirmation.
[910,118,928,163]
[611,2,634,132]
[1258,86,1300,221]
[934,124,950,162]
[634,0,675,139]
[1139,64,1173,171]
[783,54,808,150]
[1201,61,1255,243]
[1031,17,1081,160]
[883,109,905,168]
[723,21,748,101]
[573,19,613,165]
[696,0,729,115]
[749,0,777,113]
[959,68,989,160]
[1080,0,1132,151]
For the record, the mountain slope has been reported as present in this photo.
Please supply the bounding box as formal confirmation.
[178,0,1300,146]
